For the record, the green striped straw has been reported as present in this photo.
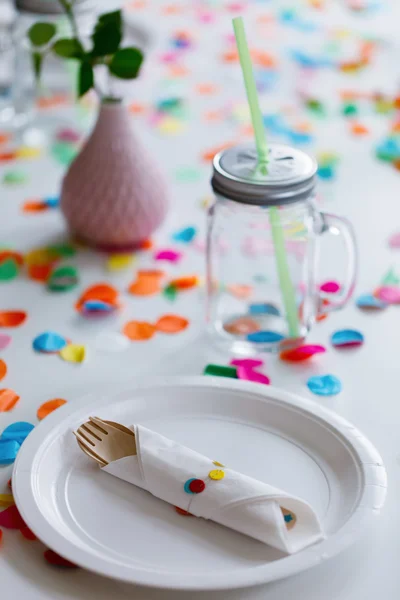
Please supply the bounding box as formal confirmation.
[232,17,300,338]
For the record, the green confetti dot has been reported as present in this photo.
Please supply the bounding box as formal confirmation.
[47,244,77,258]
[203,364,238,379]
[163,283,178,301]
[342,103,358,117]
[47,265,79,291]
[51,142,78,166]
[0,258,19,281]
[2,170,28,185]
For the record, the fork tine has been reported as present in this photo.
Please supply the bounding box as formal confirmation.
[74,433,107,466]
[89,416,109,434]
[75,427,96,447]
[79,422,103,442]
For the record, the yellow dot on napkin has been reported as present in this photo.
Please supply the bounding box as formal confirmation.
[209,469,225,481]
[16,146,42,160]
[212,460,225,467]
[59,344,86,363]
[106,254,135,272]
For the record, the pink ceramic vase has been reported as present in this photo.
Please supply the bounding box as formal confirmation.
[60,102,169,251]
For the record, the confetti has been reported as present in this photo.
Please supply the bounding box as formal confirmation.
[163,284,178,301]
[0,439,20,465]
[172,226,197,243]
[123,321,156,341]
[1,422,34,444]
[59,344,86,363]
[236,366,270,385]
[154,249,182,263]
[169,275,199,290]
[78,283,119,303]
[106,254,134,271]
[249,303,281,316]
[320,281,340,293]
[307,374,342,396]
[0,359,7,381]
[247,331,285,343]
[331,329,364,348]
[0,335,11,350]
[155,314,189,333]
[374,286,400,304]
[0,504,26,529]
[44,549,78,568]
[0,389,20,411]
[0,259,19,281]
[2,170,28,185]
[223,316,260,335]
[230,358,264,369]
[37,399,67,420]
[0,251,24,267]
[47,265,79,292]
[280,344,326,362]
[204,364,238,378]
[16,146,42,159]
[227,284,253,299]
[33,331,68,353]
[22,200,49,213]
[388,232,400,249]
[355,294,387,310]
[56,128,81,143]
[128,270,164,296]
[81,300,116,315]
[0,311,26,327]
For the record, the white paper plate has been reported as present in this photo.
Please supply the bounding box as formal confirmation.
[13,377,386,591]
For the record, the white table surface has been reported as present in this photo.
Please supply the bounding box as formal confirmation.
[1,0,399,598]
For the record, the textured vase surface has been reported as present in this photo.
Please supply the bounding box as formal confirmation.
[61,103,169,251]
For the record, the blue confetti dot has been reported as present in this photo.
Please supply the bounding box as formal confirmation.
[184,478,196,494]
[33,331,68,353]
[1,422,34,445]
[331,329,364,348]
[247,331,285,343]
[249,303,281,317]
[44,196,60,208]
[172,226,197,243]
[307,374,342,396]
[0,439,21,465]
[83,300,114,312]
[356,294,387,310]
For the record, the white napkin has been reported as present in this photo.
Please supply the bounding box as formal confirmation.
[102,425,324,554]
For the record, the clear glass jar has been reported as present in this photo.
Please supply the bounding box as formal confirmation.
[206,143,357,354]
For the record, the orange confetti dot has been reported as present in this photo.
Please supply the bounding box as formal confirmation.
[27,263,53,282]
[128,102,147,115]
[80,283,119,303]
[226,284,253,299]
[0,251,24,267]
[0,389,20,412]
[167,65,190,78]
[0,360,7,381]
[169,275,199,290]
[196,83,219,95]
[128,270,164,296]
[37,398,67,420]
[20,526,37,541]
[155,314,189,334]
[139,239,153,250]
[0,311,27,327]
[162,4,183,14]
[0,151,17,162]
[22,200,48,213]
[350,122,369,136]
[0,133,11,145]
[203,110,224,122]
[123,321,156,341]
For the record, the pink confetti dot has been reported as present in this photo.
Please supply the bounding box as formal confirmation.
[0,334,11,350]
[388,232,400,249]
[320,281,340,293]
[154,249,182,263]
[237,366,270,385]
[375,286,400,304]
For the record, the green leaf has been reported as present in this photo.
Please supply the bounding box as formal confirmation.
[53,38,84,59]
[32,52,43,81]
[28,23,57,46]
[91,10,122,57]
[78,62,94,98]
[109,47,144,79]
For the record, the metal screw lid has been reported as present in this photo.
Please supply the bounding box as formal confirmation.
[211,142,317,206]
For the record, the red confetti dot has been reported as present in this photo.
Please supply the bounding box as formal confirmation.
[20,526,37,541]
[0,504,26,529]
[175,506,193,516]
[189,479,206,494]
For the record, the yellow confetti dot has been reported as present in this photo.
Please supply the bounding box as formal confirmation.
[16,146,42,160]
[212,460,225,467]
[157,117,185,135]
[0,493,14,507]
[25,247,59,266]
[59,344,86,364]
[209,469,225,480]
[106,253,135,272]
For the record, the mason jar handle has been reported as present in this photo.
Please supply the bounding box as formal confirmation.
[318,212,357,314]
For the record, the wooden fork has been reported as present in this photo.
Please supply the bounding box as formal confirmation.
[74,417,137,466]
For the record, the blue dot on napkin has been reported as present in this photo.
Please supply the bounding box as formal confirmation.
[307,374,342,396]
